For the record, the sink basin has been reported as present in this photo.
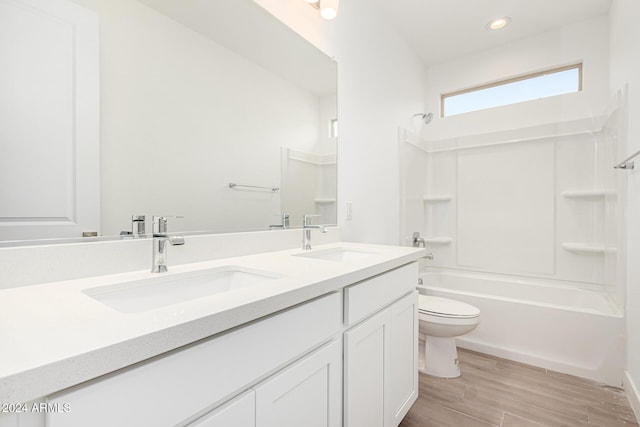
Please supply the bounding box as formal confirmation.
[84,266,281,313]
[293,248,374,262]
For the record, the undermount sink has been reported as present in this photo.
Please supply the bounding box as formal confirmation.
[83,266,281,313]
[293,248,375,262]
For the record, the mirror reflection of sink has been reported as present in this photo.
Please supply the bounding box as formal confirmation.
[84,267,281,313]
[293,248,375,263]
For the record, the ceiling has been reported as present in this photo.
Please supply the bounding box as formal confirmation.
[371,0,613,66]
[138,0,336,96]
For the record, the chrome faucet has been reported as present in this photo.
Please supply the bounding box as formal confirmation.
[269,214,290,230]
[412,232,434,260]
[302,214,327,250]
[152,216,185,273]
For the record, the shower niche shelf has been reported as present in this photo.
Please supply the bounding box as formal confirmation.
[423,237,452,245]
[561,190,616,199]
[423,195,453,203]
[561,243,617,254]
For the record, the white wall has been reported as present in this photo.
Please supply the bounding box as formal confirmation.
[422,15,610,140]
[70,0,329,236]
[255,0,426,245]
[610,0,640,413]
[401,14,620,286]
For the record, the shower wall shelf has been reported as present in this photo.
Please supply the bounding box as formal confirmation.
[424,237,453,244]
[314,198,336,204]
[561,190,616,199]
[561,243,617,254]
[423,195,453,202]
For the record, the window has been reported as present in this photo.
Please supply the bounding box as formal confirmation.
[441,63,582,117]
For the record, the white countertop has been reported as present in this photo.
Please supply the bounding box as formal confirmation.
[0,242,424,404]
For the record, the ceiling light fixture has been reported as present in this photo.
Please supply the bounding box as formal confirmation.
[320,0,339,20]
[486,16,511,31]
[305,0,339,20]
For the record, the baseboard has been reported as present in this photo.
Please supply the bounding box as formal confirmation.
[624,371,640,422]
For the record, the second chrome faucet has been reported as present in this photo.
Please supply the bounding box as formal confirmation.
[302,214,327,250]
[152,216,185,273]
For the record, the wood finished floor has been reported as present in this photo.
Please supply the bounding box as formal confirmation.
[399,349,639,427]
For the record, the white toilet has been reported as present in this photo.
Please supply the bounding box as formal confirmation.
[418,295,480,378]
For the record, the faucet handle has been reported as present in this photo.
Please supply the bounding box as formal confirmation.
[412,232,426,248]
[303,213,321,226]
[152,215,184,234]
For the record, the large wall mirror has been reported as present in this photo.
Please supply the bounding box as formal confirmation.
[0,0,337,244]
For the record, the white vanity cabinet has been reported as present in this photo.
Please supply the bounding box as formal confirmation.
[5,258,420,427]
[190,339,341,427]
[343,263,419,427]
[46,292,342,427]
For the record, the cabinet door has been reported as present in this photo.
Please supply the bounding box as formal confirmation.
[344,309,391,427]
[254,340,342,427]
[188,391,255,427]
[388,292,418,427]
[344,291,418,427]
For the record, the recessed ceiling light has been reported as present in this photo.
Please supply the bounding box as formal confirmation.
[487,16,511,31]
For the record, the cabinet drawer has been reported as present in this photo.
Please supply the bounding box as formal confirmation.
[47,292,341,427]
[343,262,417,326]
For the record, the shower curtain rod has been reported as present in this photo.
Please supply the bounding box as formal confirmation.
[614,148,640,170]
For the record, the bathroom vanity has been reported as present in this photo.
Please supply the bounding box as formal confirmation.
[0,236,424,427]
[1,1,421,424]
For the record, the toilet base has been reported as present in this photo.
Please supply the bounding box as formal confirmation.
[420,335,461,378]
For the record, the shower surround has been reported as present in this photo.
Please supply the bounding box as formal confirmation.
[399,96,627,384]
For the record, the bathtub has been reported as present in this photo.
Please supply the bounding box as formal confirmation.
[418,269,624,386]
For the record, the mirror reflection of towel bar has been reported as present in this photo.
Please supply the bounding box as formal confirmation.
[614,148,640,170]
[228,182,279,191]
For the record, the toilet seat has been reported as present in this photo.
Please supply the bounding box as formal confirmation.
[418,295,479,319]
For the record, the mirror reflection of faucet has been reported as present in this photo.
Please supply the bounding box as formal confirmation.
[152,216,185,273]
[269,214,290,230]
[302,214,327,250]
[120,215,147,238]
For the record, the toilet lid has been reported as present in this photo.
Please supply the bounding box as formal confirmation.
[418,295,480,318]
